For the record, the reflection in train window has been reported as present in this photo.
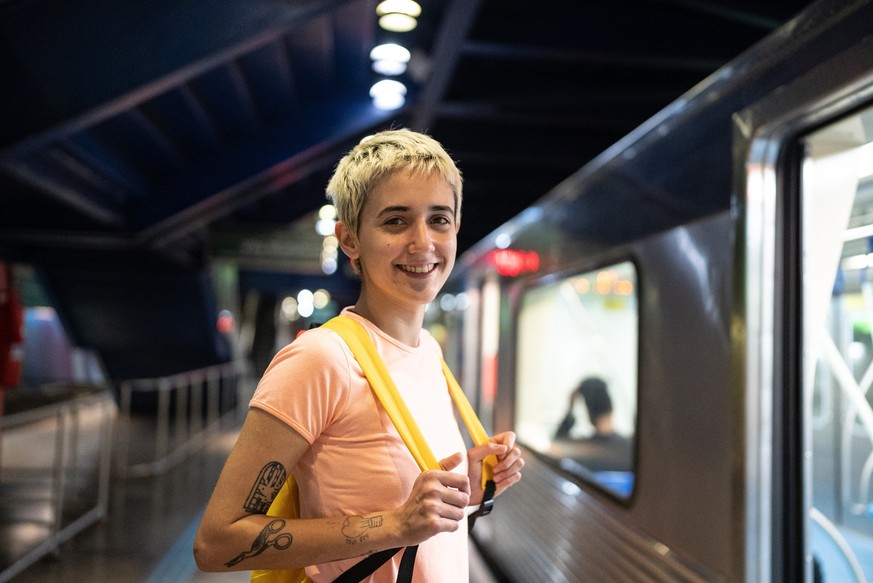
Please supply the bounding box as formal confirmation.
[515,261,637,499]
[802,104,873,582]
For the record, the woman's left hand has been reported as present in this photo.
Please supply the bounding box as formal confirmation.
[466,431,524,506]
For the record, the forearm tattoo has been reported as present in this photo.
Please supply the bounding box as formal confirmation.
[244,461,287,514]
[341,515,383,544]
[225,519,293,567]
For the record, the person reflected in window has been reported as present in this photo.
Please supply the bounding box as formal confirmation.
[553,377,632,472]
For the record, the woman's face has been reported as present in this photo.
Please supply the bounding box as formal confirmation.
[342,170,459,314]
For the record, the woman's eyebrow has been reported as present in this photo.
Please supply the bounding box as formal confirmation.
[376,205,410,217]
[375,204,455,216]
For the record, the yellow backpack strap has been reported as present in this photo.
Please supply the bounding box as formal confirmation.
[440,360,497,488]
[323,316,440,472]
[326,315,496,518]
[440,360,497,524]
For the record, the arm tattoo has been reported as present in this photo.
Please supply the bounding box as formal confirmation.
[341,515,384,544]
[224,519,293,567]
[243,461,287,514]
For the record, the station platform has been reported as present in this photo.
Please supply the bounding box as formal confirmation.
[1,389,499,583]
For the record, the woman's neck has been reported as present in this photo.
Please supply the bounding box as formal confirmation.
[350,299,424,347]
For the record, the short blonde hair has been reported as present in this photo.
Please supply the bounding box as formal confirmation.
[325,129,463,235]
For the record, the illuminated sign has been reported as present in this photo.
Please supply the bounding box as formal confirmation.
[487,249,540,277]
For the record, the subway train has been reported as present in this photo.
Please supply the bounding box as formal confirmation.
[422,0,873,581]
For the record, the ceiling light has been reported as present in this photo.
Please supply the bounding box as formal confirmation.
[378,13,417,32]
[376,0,421,17]
[370,43,411,75]
[376,0,420,32]
[372,59,407,75]
[370,79,407,110]
[370,43,411,63]
[372,92,406,111]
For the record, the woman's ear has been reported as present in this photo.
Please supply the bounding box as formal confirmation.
[335,221,359,263]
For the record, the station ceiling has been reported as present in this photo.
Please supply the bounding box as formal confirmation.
[1,0,815,275]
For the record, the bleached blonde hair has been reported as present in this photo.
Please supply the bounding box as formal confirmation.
[325,129,463,235]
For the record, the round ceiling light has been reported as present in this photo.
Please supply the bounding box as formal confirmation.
[376,0,421,32]
[370,43,411,75]
[376,0,421,17]
[372,59,407,75]
[369,79,407,111]
[378,13,417,32]
[369,43,411,63]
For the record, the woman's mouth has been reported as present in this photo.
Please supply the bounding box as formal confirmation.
[398,263,437,274]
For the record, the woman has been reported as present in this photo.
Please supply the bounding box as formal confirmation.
[194,129,524,582]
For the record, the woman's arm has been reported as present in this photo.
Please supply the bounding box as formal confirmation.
[194,408,472,572]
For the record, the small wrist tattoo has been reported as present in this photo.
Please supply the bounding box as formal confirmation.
[341,515,383,544]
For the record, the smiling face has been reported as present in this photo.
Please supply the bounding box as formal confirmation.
[337,170,459,321]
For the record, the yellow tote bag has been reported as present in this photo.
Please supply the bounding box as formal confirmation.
[250,478,306,583]
[251,315,494,583]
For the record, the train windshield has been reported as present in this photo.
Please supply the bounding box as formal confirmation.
[801,104,873,582]
[515,261,638,499]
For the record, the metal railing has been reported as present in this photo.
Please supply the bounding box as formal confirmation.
[114,361,246,477]
[0,389,116,583]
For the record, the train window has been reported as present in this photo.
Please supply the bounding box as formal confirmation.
[515,261,637,499]
[801,104,873,581]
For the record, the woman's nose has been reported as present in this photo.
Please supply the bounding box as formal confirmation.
[408,221,435,253]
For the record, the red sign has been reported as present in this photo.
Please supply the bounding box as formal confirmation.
[487,249,540,277]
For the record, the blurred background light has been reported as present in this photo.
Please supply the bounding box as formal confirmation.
[376,0,421,32]
[370,79,407,110]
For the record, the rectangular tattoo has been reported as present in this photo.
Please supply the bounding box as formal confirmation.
[243,461,287,514]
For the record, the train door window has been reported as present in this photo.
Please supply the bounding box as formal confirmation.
[515,260,638,499]
[801,104,873,582]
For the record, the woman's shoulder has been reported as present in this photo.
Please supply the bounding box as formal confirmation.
[251,325,357,441]
[265,325,352,375]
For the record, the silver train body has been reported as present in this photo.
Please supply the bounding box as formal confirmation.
[425,1,873,581]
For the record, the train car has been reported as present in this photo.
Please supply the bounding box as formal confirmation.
[423,0,873,581]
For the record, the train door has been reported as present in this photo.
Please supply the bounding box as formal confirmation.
[800,106,873,583]
[744,43,873,583]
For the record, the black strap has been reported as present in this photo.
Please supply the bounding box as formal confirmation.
[331,478,494,581]
[331,545,419,583]
[396,545,418,583]
[467,479,496,533]
[332,547,401,583]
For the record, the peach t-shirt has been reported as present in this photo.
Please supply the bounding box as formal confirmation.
[249,310,470,583]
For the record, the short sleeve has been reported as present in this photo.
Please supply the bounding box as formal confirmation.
[249,328,352,444]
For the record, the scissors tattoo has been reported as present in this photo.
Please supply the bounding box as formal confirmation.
[224,519,293,567]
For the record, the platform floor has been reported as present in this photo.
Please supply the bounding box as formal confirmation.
[3,413,497,583]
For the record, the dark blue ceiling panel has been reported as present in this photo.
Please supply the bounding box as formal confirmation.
[238,42,298,123]
[138,89,226,164]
